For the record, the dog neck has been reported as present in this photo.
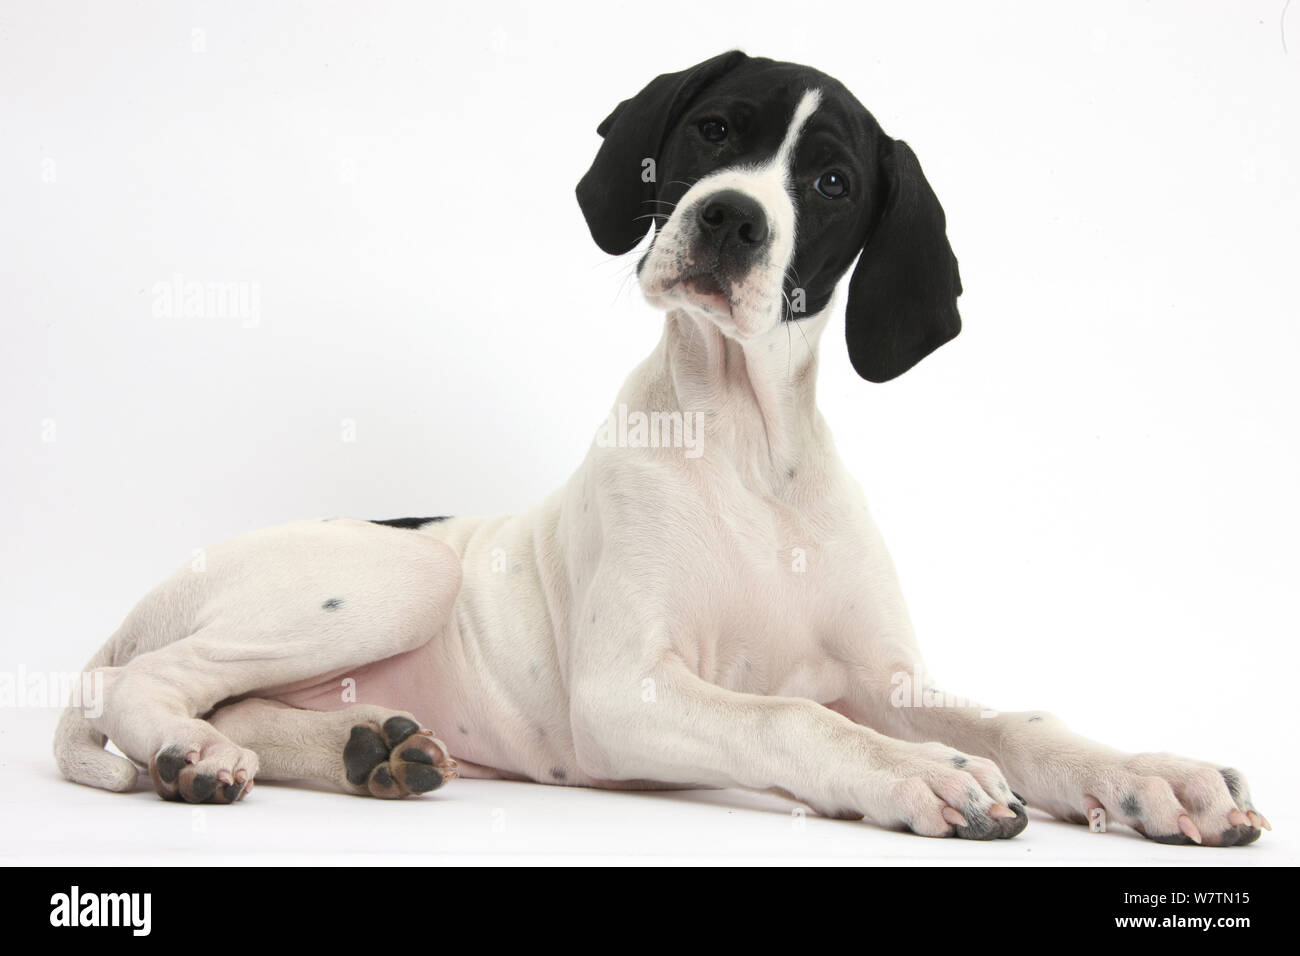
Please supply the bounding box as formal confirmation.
[631,304,833,478]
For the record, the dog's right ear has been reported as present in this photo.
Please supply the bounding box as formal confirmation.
[576,51,749,256]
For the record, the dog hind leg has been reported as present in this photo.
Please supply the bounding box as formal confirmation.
[209,698,458,797]
[64,519,462,803]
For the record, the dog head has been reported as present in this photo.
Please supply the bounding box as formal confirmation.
[576,51,962,383]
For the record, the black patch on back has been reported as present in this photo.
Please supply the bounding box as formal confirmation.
[369,516,451,529]
[322,598,344,611]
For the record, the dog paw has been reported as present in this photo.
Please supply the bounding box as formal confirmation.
[343,716,458,798]
[149,740,258,804]
[1070,754,1268,847]
[884,742,1028,840]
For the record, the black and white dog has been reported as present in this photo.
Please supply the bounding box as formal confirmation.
[55,51,1267,845]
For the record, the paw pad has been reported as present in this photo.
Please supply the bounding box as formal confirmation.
[149,744,252,804]
[343,718,457,799]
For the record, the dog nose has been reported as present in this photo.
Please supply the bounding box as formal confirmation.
[699,190,769,247]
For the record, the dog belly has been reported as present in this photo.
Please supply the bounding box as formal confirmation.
[267,642,437,719]
[265,627,566,783]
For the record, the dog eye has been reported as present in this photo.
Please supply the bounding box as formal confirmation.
[814,171,849,199]
[698,119,728,143]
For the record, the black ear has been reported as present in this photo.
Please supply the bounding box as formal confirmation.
[845,139,962,383]
[576,51,749,256]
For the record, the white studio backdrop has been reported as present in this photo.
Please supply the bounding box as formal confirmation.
[2,0,1297,831]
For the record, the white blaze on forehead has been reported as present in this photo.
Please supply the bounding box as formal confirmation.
[775,89,822,181]
[638,87,826,340]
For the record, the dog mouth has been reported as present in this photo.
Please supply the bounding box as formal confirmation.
[671,270,732,315]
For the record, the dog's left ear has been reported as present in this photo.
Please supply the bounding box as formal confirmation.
[576,50,749,255]
[845,138,962,383]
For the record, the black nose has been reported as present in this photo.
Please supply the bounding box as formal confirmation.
[699,190,769,247]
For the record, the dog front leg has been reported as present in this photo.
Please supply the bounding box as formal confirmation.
[568,656,1026,839]
[855,681,1269,847]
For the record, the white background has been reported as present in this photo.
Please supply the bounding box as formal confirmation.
[1,0,1296,864]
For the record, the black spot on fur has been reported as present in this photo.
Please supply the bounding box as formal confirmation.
[1120,794,1142,818]
[551,767,567,781]
[344,725,390,785]
[1027,715,1042,722]
[382,716,420,748]
[321,597,344,611]
[457,724,468,735]
[950,755,967,768]
[369,516,451,529]
[1219,768,1245,801]
[1147,830,1193,846]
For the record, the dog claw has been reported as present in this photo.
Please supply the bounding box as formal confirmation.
[941,806,967,827]
[1178,814,1202,845]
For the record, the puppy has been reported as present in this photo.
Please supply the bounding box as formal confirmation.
[55,51,1267,846]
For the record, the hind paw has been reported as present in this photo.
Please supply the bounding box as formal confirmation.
[149,741,257,804]
[343,716,458,798]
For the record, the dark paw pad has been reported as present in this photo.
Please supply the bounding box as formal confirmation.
[344,725,391,786]
[149,746,252,804]
[344,717,457,799]
[1216,824,1261,848]
[382,716,421,748]
[952,803,1027,841]
[153,746,189,786]
[183,773,219,803]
